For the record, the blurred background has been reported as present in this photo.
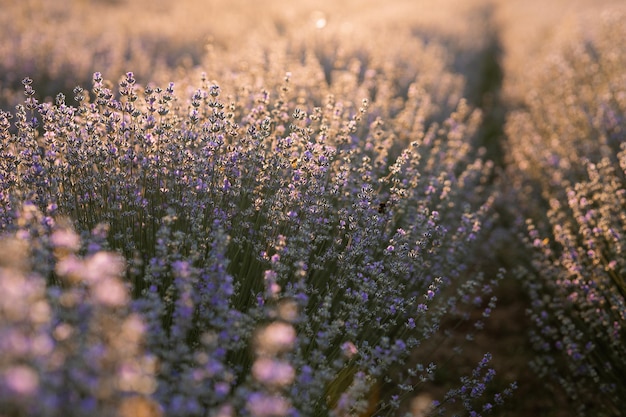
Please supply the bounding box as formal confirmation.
[1,0,622,110]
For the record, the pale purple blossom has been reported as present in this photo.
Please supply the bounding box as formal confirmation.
[246,393,291,417]
[255,322,296,356]
[252,357,295,387]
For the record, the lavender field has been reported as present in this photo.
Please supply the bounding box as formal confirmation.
[0,1,625,416]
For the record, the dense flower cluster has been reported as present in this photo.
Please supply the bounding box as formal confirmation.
[0,3,515,412]
[505,10,626,416]
[0,60,509,414]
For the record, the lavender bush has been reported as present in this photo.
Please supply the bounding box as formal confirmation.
[3,57,512,416]
[0,32,513,416]
[505,10,626,416]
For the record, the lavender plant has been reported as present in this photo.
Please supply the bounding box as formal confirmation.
[0,0,530,414]
[0,204,159,417]
[0,58,513,417]
[505,10,626,416]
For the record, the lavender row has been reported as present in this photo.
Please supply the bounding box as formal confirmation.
[0,38,510,417]
[504,10,626,416]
